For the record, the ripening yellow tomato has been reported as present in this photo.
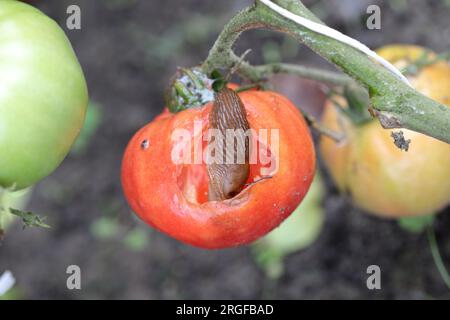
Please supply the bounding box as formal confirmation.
[320,45,450,218]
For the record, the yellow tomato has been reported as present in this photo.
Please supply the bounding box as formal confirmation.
[320,45,450,218]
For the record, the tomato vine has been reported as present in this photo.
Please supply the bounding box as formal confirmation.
[199,0,450,144]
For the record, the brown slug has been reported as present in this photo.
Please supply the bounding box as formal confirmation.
[207,87,251,201]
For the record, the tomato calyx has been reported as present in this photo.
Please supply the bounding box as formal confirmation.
[165,66,261,113]
[165,67,215,113]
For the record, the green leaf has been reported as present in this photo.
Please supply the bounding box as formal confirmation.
[0,188,33,232]
[398,214,435,234]
[8,208,50,229]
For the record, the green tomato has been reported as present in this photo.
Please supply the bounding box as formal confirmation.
[0,0,88,190]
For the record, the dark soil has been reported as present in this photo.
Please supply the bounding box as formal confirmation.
[0,0,449,299]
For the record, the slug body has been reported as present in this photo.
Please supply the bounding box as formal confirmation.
[207,87,251,201]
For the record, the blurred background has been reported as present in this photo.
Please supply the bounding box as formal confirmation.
[0,0,450,299]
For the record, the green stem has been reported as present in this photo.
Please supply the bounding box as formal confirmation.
[201,6,349,86]
[303,112,345,142]
[427,224,450,290]
[201,6,258,75]
[234,83,261,93]
[202,0,450,143]
[244,63,352,85]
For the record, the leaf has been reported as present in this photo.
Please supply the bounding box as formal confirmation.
[0,188,33,232]
[8,208,50,229]
[398,214,435,234]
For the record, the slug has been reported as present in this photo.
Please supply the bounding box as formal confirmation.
[207,87,251,201]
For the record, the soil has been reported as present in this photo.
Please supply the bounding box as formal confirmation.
[0,0,449,299]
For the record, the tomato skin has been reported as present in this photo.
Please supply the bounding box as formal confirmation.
[320,45,450,218]
[122,90,315,249]
[0,1,88,190]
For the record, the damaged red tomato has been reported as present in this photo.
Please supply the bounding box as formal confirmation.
[122,81,315,249]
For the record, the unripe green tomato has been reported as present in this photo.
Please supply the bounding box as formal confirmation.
[320,45,450,218]
[0,0,88,190]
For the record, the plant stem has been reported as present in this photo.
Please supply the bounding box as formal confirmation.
[427,224,450,290]
[201,6,259,75]
[303,113,345,142]
[245,63,353,86]
[201,6,350,86]
[202,0,450,143]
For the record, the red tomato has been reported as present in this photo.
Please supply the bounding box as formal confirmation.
[122,89,315,248]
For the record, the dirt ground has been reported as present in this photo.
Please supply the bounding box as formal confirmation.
[0,0,449,299]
